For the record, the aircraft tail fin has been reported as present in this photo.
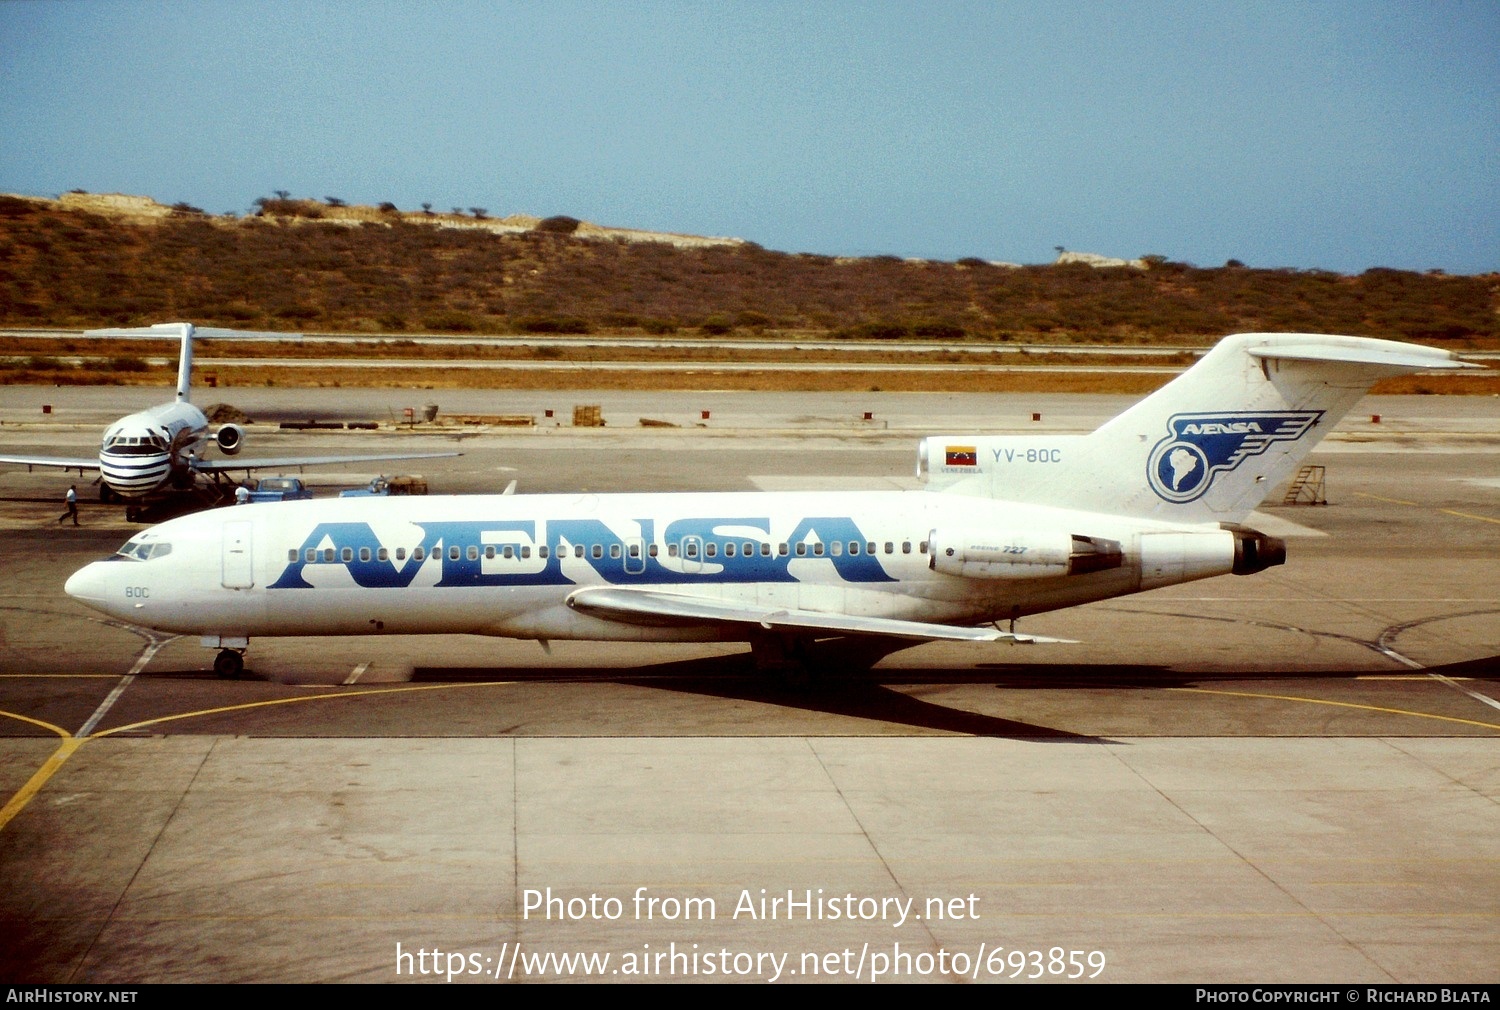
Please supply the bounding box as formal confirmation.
[923,333,1477,524]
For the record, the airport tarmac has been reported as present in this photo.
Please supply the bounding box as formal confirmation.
[0,389,1496,983]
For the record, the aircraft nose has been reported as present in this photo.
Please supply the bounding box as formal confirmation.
[64,562,112,609]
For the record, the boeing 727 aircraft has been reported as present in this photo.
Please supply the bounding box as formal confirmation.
[0,322,458,519]
[64,333,1474,679]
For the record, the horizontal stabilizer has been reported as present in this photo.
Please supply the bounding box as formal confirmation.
[566,586,1074,644]
[1246,337,1479,372]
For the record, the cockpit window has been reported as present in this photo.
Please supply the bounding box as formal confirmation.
[113,538,172,561]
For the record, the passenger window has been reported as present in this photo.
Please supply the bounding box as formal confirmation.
[413,547,425,561]
[378,548,388,562]
[359,547,371,562]
[829,541,841,556]
[866,542,876,555]
[919,541,928,554]
[396,547,407,561]
[609,544,621,559]
[706,543,717,558]
[591,544,602,559]
[885,542,894,554]
[484,545,495,560]
[760,543,770,557]
[724,543,736,558]
[305,548,316,563]
[322,548,335,562]
[449,546,461,561]
[795,543,807,556]
[813,542,824,556]
[288,549,298,562]
[647,544,657,557]
[778,543,788,556]
[466,546,478,561]
[667,543,679,558]
[628,543,640,558]
[902,541,911,554]
[341,548,353,562]
[685,542,698,558]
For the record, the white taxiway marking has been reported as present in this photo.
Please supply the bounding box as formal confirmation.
[76,634,176,738]
[344,662,371,685]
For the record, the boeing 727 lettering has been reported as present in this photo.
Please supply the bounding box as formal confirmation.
[63,333,1475,678]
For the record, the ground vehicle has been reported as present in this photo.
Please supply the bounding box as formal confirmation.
[338,475,428,498]
[245,477,315,503]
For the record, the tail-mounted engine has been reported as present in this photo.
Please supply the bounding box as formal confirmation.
[215,423,245,455]
[928,529,1124,580]
[1227,525,1286,575]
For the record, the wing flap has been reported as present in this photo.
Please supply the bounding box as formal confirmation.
[566,586,1073,644]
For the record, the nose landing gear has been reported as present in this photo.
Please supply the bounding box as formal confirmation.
[213,649,245,679]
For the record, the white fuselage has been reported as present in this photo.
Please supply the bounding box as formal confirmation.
[64,490,1242,644]
[98,401,210,498]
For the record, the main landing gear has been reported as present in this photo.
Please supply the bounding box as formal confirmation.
[214,649,245,679]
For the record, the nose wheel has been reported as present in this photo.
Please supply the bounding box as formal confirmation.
[213,649,245,679]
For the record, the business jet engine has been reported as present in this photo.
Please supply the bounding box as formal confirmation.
[215,423,246,455]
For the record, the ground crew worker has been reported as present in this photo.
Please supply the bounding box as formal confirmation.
[59,484,79,526]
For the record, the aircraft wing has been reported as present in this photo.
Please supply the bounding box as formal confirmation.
[0,454,101,474]
[191,451,460,474]
[565,586,1075,644]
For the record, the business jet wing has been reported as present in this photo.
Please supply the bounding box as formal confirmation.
[0,453,101,474]
[565,586,1076,644]
[191,451,460,474]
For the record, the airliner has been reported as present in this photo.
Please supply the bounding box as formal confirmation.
[64,333,1473,679]
[0,322,457,519]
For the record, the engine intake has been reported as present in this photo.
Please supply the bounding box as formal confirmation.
[215,423,245,455]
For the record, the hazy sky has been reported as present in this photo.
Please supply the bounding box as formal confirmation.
[2,1,1496,273]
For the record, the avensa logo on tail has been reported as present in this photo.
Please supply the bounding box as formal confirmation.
[1147,411,1323,503]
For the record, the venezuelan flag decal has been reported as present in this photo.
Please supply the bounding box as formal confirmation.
[945,445,978,466]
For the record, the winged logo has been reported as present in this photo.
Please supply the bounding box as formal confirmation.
[1147,411,1323,502]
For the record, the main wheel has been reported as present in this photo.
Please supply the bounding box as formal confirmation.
[213,650,244,679]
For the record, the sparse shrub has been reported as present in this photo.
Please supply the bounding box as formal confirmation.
[535,216,581,235]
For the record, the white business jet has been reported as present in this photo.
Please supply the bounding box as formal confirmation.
[65,333,1473,679]
[0,323,458,518]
